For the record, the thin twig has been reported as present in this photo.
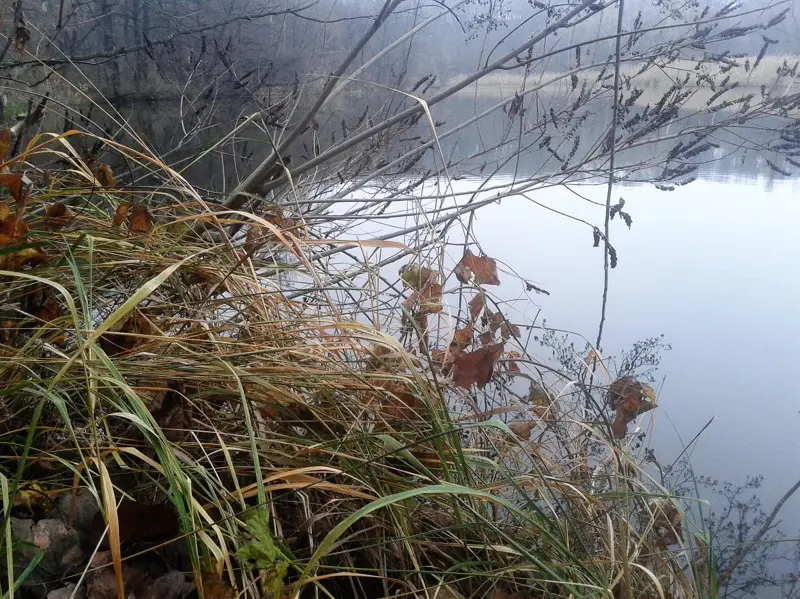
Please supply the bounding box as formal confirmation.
[595,0,626,355]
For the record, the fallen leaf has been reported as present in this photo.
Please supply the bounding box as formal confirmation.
[0,173,24,207]
[453,250,500,286]
[452,343,504,389]
[508,419,535,440]
[607,377,656,438]
[128,203,153,234]
[0,129,11,161]
[45,202,73,232]
[452,323,473,350]
[99,312,155,356]
[0,245,46,271]
[113,201,131,227]
[0,210,27,243]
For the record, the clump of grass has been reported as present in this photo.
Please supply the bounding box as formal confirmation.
[0,130,703,599]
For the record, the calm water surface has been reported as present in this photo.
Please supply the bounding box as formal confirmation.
[469,171,800,531]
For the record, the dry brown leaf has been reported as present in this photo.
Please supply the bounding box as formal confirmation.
[506,351,521,374]
[414,312,430,348]
[244,224,264,255]
[200,571,236,599]
[45,202,73,232]
[454,250,500,286]
[0,246,46,271]
[492,591,526,599]
[479,331,493,346]
[452,323,473,350]
[0,197,46,271]
[128,203,153,234]
[92,162,117,187]
[113,201,131,227]
[0,129,12,162]
[403,281,443,315]
[468,291,485,321]
[452,343,504,389]
[508,419,535,440]
[500,322,521,341]
[0,174,24,207]
[376,379,423,423]
[607,377,656,438]
[99,313,155,356]
[0,201,27,244]
[650,499,683,546]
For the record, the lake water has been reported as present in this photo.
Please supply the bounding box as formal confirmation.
[467,171,800,545]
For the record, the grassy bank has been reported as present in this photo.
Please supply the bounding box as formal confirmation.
[0,131,710,599]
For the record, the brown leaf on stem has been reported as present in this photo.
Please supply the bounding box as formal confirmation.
[452,323,473,350]
[0,173,24,207]
[113,202,131,228]
[45,202,73,232]
[91,162,117,187]
[244,224,264,255]
[479,331,493,346]
[453,250,500,286]
[0,201,28,244]
[650,499,683,546]
[452,343,504,389]
[500,322,521,341]
[403,281,443,315]
[607,377,656,438]
[129,204,153,235]
[468,292,485,321]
